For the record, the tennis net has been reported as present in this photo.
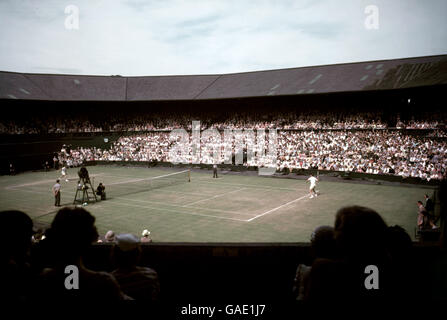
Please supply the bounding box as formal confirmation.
[101,169,190,198]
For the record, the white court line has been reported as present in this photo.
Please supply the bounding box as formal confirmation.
[112,200,249,222]
[5,173,308,222]
[100,173,298,192]
[114,196,253,216]
[106,170,189,186]
[183,188,245,207]
[157,189,212,197]
[5,186,78,196]
[247,194,309,222]
[4,173,105,190]
[195,178,298,192]
[4,183,252,216]
[6,182,207,199]
[99,176,206,197]
[97,173,298,192]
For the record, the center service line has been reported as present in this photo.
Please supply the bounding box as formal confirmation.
[247,194,309,222]
[182,187,246,207]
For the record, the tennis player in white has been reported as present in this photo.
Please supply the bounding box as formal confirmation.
[60,166,69,182]
[307,174,318,198]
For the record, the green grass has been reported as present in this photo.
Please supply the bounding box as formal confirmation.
[0,165,434,242]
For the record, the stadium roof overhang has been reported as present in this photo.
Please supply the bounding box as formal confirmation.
[0,55,446,101]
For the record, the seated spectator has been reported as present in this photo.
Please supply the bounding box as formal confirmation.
[0,210,34,301]
[32,228,46,243]
[333,206,388,262]
[36,207,127,300]
[424,194,438,225]
[141,229,152,243]
[111,234,160,301]
[417,201,438,230]
[96,182,106,200]
[383,225,414,298]
[306,206,389,301]
[293,225,335,300]
[105,230,115,242]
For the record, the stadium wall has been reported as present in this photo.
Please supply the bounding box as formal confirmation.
[0,133,121,174]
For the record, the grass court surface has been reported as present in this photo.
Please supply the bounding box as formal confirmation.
[0,165,434,242]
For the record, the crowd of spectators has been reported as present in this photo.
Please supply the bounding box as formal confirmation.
[276,130,446,180]
[292,206,415,301]
[1,110,445,134]
[60,128,447,180]
[0,208,159,302]
[3,109,445,180]
[0,205,423,303]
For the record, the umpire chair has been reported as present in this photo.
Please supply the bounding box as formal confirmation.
[73,166,97,204]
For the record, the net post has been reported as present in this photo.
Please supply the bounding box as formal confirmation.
[188,169,191,182]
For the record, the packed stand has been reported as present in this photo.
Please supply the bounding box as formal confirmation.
[61,129,447,180]
[1,110,445,134]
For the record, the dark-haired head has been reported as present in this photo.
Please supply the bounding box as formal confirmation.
[0,210,33,262]
[384,225,412,262]
[45,207,98,264]
[310,225,336,259]
[334,206,388,262]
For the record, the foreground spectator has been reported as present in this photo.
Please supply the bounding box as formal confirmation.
[383,225,414,298]
[0,210,34,301]
[306,206,389,301]
[141,229,152,243]
[417,201,438,230]
[105,230,115,242]
[37,207,127,300]
[32,228,46,243]
[293,225,335,300]
[424,194,438,226]
[112,233,160,301]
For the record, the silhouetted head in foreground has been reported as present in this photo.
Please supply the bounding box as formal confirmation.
[310,225,336,259]
[334,206,388,262]
[0,210,34,264]
[384,225,412,262]
[0,210,34,301]
[45,207,98,265]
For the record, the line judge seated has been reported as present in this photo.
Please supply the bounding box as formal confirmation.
[96,182,106,200]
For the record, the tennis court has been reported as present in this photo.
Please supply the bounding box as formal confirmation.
[0,165,436,242]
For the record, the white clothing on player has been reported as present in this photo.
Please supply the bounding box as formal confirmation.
[61,167,69,182]
[307,176,318,189]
